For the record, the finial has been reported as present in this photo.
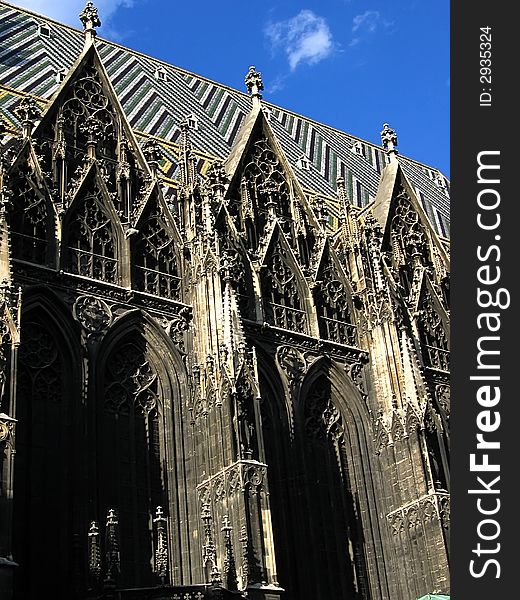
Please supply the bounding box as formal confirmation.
[143,139,162,177]
[336,176,349,207]
[245,66,264,108]
[0,120,6,145]
[312,196,328,230]
[207,160,229,201]
[88,520,101,580]
[381,123,398,160]
[104,508,120,585]
[80,2,101,49]
[153,506,169,582]
[14,97,41,138]
[222,515,239,591]
[336,175,350,220]
[201,503,222,586]
[179,120,196,189]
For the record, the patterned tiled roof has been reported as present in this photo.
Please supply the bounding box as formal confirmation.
[0,1,450,237]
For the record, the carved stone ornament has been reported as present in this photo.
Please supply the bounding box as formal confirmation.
[374,413,390,455]
[206,160,229,196]
[73,295,113,334]
[439,494,450,529]
[365,289,393,330]
[275,345,306,388]
[435,384,450,421]
[14,97,42,128]
[142,139,162,165]
[163,306,192,350]
[79,1,101,29]
[388,512,404,536]
[386,492,449,536]
[346,358,368,399]
[0,422,9,442]
[245,66,264,95]
[0,413,16,446]
[380,123,398,153]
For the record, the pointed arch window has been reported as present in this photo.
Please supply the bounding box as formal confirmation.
[13,314,77,595]
[390,183,432,269]
[58,61,118,164]
[243,135,292,225]
[315,252,356,345]
[65,186,118,283]
[418,288,450,371]
[100,332,168,586]
[8,168,52,265]
[134,204,181,300]
[261,372,367,598]
[261,244,307,333]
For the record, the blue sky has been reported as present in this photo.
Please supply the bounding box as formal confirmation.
[11,0,450,176]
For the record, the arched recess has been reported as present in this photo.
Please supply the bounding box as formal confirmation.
[93,310,189,587]
[259,354,388,600]
[12,288,83,599]
[255,350,295,595]
[301,361,390,600]
[293,363,370,600]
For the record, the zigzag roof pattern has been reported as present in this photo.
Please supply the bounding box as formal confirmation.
[0,0,450,237]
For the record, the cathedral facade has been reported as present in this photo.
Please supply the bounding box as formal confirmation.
[0,3,450,599]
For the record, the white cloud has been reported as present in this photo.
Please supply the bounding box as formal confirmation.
[10,0,134,27]
[352,10,380,34]
[265,10,334,71]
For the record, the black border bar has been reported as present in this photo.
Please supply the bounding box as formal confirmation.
[451,2,516,598]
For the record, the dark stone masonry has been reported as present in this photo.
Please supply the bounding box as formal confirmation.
[0,2,450,599]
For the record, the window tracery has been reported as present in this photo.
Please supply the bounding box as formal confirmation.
[18,320,63,404]
[104,341,159,416]
[261,244,307,333]
[13,316,73,592]
[218,228,254,318]
[418,288,449,371]
[134,204,181,301]
[59,62,117,161]
[315,251,356,345]
[389,184,433,293]
[305,386,343,443]
[65,183,117,283]
[243,136,291,220]
[101,334,165,586]
[8,167,51,265]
